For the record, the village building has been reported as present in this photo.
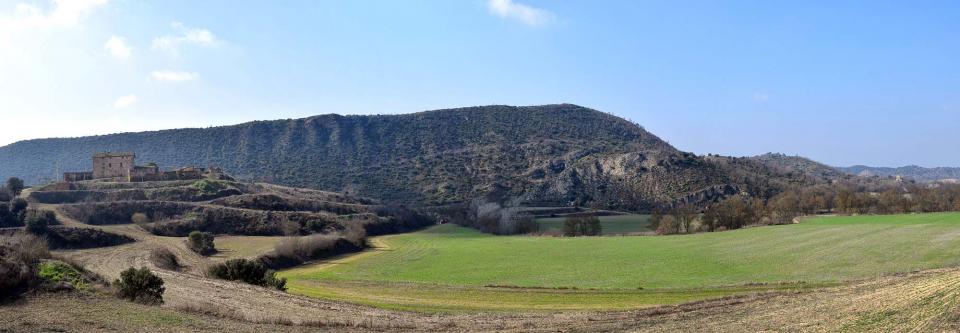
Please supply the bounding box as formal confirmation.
[63,152,215,183]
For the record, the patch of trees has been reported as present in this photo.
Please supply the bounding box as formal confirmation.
[461,199,539,235]
[653,182,960,236]
[43,227,133,250]
[562,213,601,236]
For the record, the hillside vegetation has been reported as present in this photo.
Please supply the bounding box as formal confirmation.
[0,104,842,210]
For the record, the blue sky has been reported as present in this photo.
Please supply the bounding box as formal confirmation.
[0,1,958,167]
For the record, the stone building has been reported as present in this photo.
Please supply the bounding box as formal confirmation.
[63,152,212,183]
[92,152,135,179]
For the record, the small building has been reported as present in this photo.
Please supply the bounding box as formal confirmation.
[92,152,135,179]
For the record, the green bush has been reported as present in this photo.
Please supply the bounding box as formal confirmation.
[114,267,165,305]
[187,231,216,255]
[207,258,286,291]
[193,180,229,194]
[37,261,87,290]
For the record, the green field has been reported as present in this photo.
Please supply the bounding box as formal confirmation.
[535,214,651,235]
[281,212,960,312]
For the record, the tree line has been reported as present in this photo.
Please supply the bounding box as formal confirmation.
[652,181,960,235]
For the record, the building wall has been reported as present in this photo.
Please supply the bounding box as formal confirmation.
[92,153,135,179]
[128,165,160,182]
[63,171,94,182]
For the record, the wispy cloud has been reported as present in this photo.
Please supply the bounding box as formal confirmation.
[0,0,107,31]
[151,21,220,55]
[104,35,131,60]
[151,70,198,82]
[486,0,554,27]
[113,94,138,109]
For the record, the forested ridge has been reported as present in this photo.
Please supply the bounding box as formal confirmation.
[0,104,841,210]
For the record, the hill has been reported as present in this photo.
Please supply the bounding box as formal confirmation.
[839,165,960,183]
[0,104,837,210]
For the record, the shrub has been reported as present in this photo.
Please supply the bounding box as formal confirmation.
[131,213,150,224]
[262,228,366,269]
[513,214,540,234]
[187,231,216,255]
[0,204,15,228]
[0,234,50,299]
[562,213,601,237]
[193,179,229,194]
[149,248,181,270]
[114,267,165,305]
[24,209,57,235]
[10,198,28,217]
[37,260,87,290]
[207,258,286,291]
[44,227,134,250]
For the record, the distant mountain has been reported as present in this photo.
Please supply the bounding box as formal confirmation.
[838,165,960,183]
[0,104,837,210]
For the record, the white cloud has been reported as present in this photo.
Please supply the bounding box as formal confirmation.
[150,70,198,82]
[151,21,220,55]
[0,0,108,31]
[104,35,131,59]
[486,0,554,27]
[113,94,138,109]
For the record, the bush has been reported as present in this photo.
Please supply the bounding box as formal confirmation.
[207,258,286,291]
[187,231,216,255]
[10,198,28,217]
[114,267,165,305]
[24,209,57,235]
[513,214,540,234]
[44,227,134,250]
[0,234,50,300]
[149,248,181,270]
[37,260,88,290]
[562,213,601,236]
[262,229,365,269]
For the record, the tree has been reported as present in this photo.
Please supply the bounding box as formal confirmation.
[649,208,663,232]
[700,204,719,232]
[5,177,24,196]
[114,267,165,305]
[670,205,697,234]
[656,215,678,235]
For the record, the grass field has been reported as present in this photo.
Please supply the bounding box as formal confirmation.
[213,236,284,259]
[535,214,651,235]
[280,212,960,312]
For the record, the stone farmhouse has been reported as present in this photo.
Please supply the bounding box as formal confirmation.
[63,152,215,182]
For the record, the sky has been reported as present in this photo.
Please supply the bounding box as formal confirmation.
[0,0,958,167]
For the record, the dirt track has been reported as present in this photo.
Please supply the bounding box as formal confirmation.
[13,203,960,332]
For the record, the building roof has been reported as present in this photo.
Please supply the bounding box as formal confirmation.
[93,152,135,158]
